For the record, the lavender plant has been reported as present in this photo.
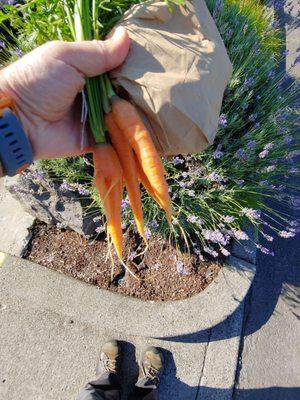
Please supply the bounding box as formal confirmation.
[1,0,299,261]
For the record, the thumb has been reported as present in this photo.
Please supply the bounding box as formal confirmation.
[50,27,130,77]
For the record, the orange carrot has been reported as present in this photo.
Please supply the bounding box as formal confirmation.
[105,112,145,238]
[93,144,123,259]
[111,97,172,223]
[133,152,164,209]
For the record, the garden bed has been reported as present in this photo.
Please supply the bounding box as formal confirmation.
[25,221,221,301]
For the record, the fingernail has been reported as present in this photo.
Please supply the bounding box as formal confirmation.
[111,26,127,40]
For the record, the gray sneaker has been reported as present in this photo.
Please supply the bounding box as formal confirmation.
[96,340,120,377]
[136,346,164,389]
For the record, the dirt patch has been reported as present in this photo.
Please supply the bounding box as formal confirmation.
[25,222,222,301]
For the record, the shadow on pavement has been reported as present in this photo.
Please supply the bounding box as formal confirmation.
[158,349,300,400]
[200,386,300,400]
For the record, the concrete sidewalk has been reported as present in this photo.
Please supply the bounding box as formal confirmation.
[0,254,246,400]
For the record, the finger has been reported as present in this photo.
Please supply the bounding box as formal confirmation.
[48,27,130,77]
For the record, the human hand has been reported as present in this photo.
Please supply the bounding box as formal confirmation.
[0,27,130,160]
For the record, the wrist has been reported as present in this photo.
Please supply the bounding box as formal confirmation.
[0,67,37,160]
[0,70,34,176]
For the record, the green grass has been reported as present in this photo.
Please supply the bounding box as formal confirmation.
[1,0,299,259]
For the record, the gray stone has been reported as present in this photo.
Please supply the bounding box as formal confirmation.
[0,178,34,256]
[5,168,103,238]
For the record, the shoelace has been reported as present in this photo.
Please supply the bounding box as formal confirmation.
[102,356,117,374]
[143,364,160,383]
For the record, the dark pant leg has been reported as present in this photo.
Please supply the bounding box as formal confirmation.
[76,372,121,400]
[128,377,158,400]
[128,386,157,400]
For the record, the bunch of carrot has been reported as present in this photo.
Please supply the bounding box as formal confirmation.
[65,1,172,261]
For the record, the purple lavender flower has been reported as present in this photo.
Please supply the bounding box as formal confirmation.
[220,247,230,257]
[148,219,159,230]
[77,186,90,196]
[278,230,296,238]
[145,228,152,239]
[186,179,195,188]
[222,215,235,223]
[203,246,219,258]
[0,40,6,48]
[176,261,189,276]
[235,148,249,161]
[173,156,184,166]
[254,122,261,129]
[187,189,195,197]
[187,215,204,225]
[262,233,274,242]
[263,165,276,173]
[252,42,260,54]
[213,144,224,159]
[283,135,293,144]
[259,180,269,186]
[181,171,189,178]
[208,171,226,183]
[60,181,77,192]
[290,168,299,174]
[202,229,230,246]
[268,70,276,79]
[290,196,300,208]
[0,0,16,5]
[14,48,23,58]
[256,244,274,256]
[219,113,227,127]
[226,29,234,40]
[212,0,223,21]
[259,150,268,159]
[9,184,20,193]
[233,230,249,241]
[240,208,261,219]
[249,113,258,122]
[121,198,130,210]
[247,140,257,150]
[264,143,274,151]
[31,169,45,181]
[235,179,245,186]
[243,76,255,89]
[285,150,300,160]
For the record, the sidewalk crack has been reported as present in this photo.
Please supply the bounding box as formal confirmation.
[195,328,212,400]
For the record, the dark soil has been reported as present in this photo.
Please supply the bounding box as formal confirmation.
[25,222,221,301]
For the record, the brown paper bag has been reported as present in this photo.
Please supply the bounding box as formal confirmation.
[111,0,232,156]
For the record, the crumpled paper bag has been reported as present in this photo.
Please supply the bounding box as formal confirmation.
[111,0,232,156]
